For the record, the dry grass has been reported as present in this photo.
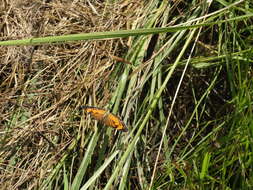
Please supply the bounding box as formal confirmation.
[1,0,252,189]
[0,0,143,188]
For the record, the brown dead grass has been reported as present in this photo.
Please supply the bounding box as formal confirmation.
[0,0,144,188]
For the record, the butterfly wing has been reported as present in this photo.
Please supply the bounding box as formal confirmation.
[84,107,107,121]
[81,106,128,132]
[103,113,128,132]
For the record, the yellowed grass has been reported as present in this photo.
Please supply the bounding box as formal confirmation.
[0,0,144,188]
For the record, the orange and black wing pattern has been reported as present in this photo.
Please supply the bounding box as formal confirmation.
[80,106,128,132]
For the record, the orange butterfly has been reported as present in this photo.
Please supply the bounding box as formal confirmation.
[80,106,128,132]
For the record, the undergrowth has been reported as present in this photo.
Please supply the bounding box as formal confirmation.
[0,0,253,189]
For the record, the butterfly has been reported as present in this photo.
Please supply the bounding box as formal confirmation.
[80,106,128,132]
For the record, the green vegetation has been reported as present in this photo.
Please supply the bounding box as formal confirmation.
[0,0,252,189]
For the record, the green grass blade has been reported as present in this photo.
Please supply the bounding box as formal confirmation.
[0,13,252,46]
[71,130,100,190]
[200,152,211,180]
[80,150,119,190]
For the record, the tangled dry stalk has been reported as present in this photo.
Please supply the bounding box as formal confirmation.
[0,0,143,188]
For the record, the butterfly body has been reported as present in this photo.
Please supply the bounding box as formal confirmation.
[80,106,128,132]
